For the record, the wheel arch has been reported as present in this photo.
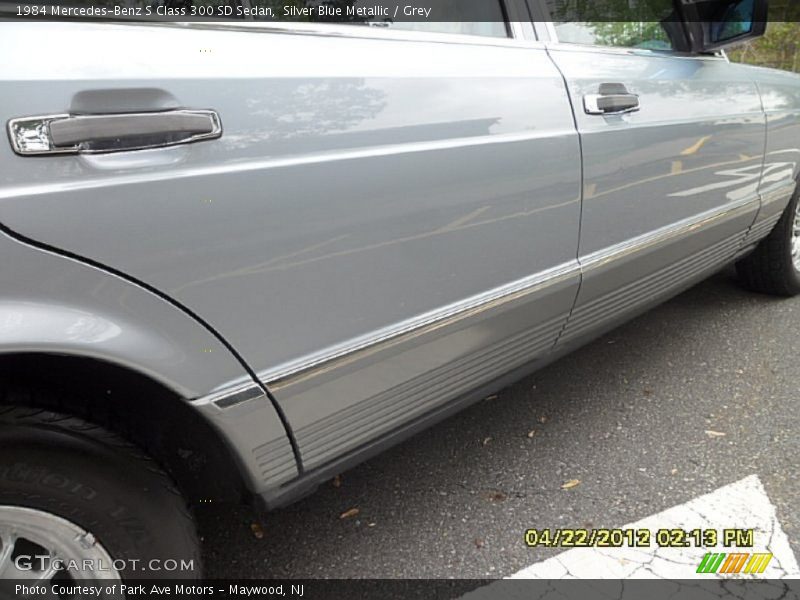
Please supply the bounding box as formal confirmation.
[0,296,251,401]
[0,351,252,506]
[0,231,300,505]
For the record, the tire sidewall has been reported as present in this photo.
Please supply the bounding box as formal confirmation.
[786,191,800,284]
[0,422,200,580]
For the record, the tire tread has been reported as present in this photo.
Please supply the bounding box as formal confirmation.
[736,190,800,297]
[0,399,201,576]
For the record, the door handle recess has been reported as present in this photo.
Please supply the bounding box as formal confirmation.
[7,109,222,156]
[584,83,640,116]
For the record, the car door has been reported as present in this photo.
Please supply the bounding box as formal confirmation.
[0,4,582,470]
[742,66,800,247]
[534,2,767,348]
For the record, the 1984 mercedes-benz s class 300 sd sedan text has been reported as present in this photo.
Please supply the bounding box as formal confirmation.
[0,0,798,582]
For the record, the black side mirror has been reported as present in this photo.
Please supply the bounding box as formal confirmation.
[681,0,768,52]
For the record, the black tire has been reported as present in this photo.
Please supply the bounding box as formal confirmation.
[736,188,800,296]
[0,404,201,580]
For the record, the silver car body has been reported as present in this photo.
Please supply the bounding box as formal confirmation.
[1,11,799,505]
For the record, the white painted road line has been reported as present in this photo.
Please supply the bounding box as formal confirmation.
[486,475,798,583]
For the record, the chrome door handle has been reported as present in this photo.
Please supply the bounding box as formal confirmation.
[584,93,640,115]
[8,109,222,155]
[584,83,640,116]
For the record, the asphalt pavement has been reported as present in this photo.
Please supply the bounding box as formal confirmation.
[197,265,799,579]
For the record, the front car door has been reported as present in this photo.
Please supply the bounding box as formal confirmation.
[0,2,582,473]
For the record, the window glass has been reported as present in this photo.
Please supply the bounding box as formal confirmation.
[544,0,683,51]
[710,0,754,43]
[387,21,509,38]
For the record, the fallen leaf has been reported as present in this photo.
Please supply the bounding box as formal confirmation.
[250,522,265,539]
[474,538,485,549]
[482,436,492,446]
[561,479,581,490]
[526,429,537,438]
[332,475,342,488]
[705,430,726,438]
[487,490,507,502]
[339,507,360,520]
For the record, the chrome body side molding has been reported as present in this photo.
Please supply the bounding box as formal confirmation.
[267,263,580,470]
[265,193,762,392]
[189,185,790,492]
[580,194,758,272]
[262,260,580,388]
[258,194,763,471]
[193,381,266,409]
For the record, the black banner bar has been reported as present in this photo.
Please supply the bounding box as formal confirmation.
[2,579,800,600]
[2,0,799,23]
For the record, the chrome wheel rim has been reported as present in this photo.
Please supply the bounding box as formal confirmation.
[793,201,800,271]
[0,506,122,585]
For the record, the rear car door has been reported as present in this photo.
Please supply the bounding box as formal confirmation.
[535,1,767,348]
[0,4,582,470]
